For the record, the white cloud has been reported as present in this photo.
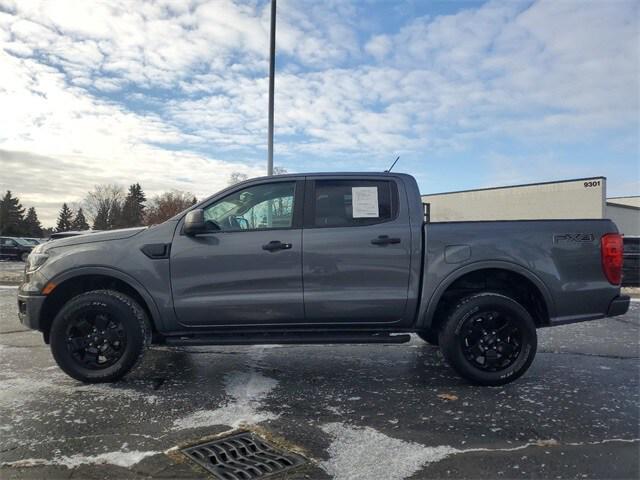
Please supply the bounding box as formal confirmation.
[0,0,638,225]
[0,48,262,225]
[364,35,392,60]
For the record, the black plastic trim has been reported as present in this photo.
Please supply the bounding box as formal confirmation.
[164,332,411,346]
[140,243,171,259]
[607,295,630,317]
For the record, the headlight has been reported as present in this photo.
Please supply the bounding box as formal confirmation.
[25,253,49,274]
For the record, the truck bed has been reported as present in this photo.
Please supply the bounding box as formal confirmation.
[419,218,622,327]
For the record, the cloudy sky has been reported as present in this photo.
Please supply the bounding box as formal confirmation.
[0,0,638,226]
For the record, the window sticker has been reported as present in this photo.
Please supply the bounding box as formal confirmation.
[352,187,379,218]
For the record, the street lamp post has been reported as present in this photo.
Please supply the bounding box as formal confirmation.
[267,0,276,176]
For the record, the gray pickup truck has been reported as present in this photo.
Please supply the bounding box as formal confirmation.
[18,172,629,385]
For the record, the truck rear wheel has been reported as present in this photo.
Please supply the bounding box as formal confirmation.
[438,292,537,386]
[50,289,151,383]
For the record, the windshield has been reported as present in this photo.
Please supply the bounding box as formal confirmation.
[14,238,31,246]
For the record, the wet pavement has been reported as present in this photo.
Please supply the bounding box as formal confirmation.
[0,286,638,479]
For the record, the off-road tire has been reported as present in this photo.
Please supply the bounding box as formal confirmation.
[438,292,537,386]
[50,289,151,383]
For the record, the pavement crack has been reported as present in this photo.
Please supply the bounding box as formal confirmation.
[610,317,640,326]
[0,344,47,349]
[538,350,639,360]
[456,437,640,456]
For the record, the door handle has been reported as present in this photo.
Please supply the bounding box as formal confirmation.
[262,240,292,252]
[371,235,401,246]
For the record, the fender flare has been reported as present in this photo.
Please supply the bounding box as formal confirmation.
[47,266,162,327]
[419,260,555,329]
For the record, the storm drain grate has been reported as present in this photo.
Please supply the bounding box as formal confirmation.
[181,431,306,479]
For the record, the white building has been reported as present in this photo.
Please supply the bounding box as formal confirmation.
[421,177,640,236]
[606,197,640,237]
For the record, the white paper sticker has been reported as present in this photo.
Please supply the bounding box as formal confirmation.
[352,187,379,218]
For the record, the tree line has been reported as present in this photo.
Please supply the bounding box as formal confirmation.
[0,169,284,237]
[59,183,198,233]
[0,191,44,237]
[0,184,197,237]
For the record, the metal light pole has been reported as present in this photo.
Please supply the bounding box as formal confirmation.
[267,0,276,176]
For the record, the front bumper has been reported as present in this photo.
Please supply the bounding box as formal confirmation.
[17,293,46,330]
[607,295,630,317]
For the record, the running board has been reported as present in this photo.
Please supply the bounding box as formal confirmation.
[163,332,411,346]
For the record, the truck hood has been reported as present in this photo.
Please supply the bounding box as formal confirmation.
[43,227,147,250]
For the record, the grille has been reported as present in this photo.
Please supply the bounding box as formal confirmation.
[181,431,306,479]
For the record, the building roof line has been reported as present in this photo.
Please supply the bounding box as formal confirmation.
[606,202,640,211]
[422,176,606,197]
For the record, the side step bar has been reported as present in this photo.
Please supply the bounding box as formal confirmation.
[163,332,411,346]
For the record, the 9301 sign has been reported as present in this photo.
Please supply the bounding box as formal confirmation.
[584,180,601,188]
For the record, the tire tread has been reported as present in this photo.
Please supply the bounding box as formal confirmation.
[50,289,151,383]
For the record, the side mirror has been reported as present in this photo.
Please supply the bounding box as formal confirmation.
[183,209,206,235]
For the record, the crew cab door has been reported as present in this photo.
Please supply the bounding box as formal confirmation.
[170,179,304,326]
[302,177,412,323]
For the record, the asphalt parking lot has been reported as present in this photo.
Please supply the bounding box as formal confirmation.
[0,285,638,480]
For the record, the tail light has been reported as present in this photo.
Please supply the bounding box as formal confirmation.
[601,233,623,285]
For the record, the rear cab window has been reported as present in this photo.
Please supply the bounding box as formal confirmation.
[309,179,398,228]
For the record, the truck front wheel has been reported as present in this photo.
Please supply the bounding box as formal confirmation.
[439,292,537,386]
[49,290,151,383]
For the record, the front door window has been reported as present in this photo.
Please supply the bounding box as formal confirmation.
[203,182,296,232]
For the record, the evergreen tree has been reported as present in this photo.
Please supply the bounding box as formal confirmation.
[71,207,90,231]
[108,202,123,229]
[93,204,110,230]
[121,183,146,227]
[55,203,74,232]
[23,207,43,237]
[0,190,26,235]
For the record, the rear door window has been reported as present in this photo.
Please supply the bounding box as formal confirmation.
[311,180,397,228]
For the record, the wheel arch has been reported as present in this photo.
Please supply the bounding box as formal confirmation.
[40,267,161,343]
[420,261,554,331]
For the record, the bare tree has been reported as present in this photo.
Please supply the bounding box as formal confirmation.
[145,191,197,225]
[228,172,249,185]
[273,166,288,175]
[83,184,124,229]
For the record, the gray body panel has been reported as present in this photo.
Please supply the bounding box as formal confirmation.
[18,172,625,337]
[171,228,303,326]
[418,220,621,329]
[301,174,418,325]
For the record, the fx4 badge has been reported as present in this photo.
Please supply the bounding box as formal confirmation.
[553,233,595,243]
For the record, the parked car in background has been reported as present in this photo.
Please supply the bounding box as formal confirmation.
[17,172,629,386]
[0,236,34,261]
[20,238,42,246]
[48,231,96,241]
[622,236,639,287]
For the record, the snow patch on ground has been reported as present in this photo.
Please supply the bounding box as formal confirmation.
[0,375,159,409]
[320,422,459,480]
[1,450,158,469]
[173,370,278,430]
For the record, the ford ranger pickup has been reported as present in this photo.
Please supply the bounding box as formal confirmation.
[17,173,629,385]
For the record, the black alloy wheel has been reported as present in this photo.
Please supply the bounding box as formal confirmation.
[50,289,151,383]
[64,311,127,370]
[459,310,522,372]
[439,292,537,386]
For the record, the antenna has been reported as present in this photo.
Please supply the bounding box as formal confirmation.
[385,156,400,172]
